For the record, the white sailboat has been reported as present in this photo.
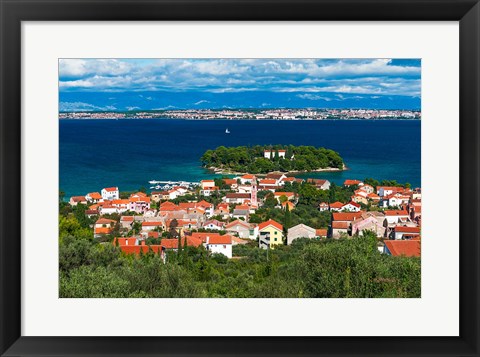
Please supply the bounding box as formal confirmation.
[225,128,230,134]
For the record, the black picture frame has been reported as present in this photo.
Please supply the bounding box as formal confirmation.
[1,0,479,356]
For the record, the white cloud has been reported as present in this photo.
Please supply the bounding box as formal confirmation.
[297,94,333,101]
[194,100,210,105]
[59,58,421,97]
[59,101,117,111]
[59,59,132,78]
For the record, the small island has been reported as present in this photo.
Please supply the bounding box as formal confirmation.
[200,145,345,175]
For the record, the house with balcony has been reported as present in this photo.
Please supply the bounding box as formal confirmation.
[258,219,283,249]
[101,187,119,201]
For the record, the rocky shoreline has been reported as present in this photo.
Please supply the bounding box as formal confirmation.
[206,164,347,177]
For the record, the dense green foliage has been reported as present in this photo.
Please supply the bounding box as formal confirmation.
[201,145,344,173]
[59,215,420,298]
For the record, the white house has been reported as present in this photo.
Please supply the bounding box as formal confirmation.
[380,194,410,208]
[99,205,119,215]
[101,187,119,201]
[225,219,251,239]
[264,149,286,159]
[204,235,233,258]
[384,210,410,224]
[391,226,421,240]
[287,224,317,245]
[318,202,329,211]
[200,180,215,190]
[377,186,404,197]
[225,193,250,204]
[203,219,225,231]
[239,174,255,185]
[359,184,374,194]
[341,201,361,212]
[200,186,219,197]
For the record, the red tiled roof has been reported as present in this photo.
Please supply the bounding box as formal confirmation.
[204,220,224,227]
[129,196,151,203]
[329,201,344,209]
[120,216,134,221]
[225,219,250,229]
[197,200,213,208]
[71,196,87,202]
[223,179,237,185]
[394,226,421,233]
[148,231,160,238]
[202,186,219,191]
[119,245,162,255]
[344,179,362,186]
[142,221,163,227]
[241,174,255,179]
[258,219,283,231]
[179,202,197,209]
[316,229,328,236]
[332,222,349,229]
[259,179,277,185]
[274,192,295,197]
[94,227,113,234]
[103,187,118,192]
[161,236,202,249]
[266,173,284,180]
[160,202,179,211]
[226,193,250,199]
[207,234,232,245]
[116,237,137,246]
[307,178,328,185]
[191,232,221,243]
[345,201,361,208]
[385,210,409,216]
[95,218,116,225]
[87,192,102,199]
[332,212,363,222]
[385,240,421,257]
[235,204,250,210]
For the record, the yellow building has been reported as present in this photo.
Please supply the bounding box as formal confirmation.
[258,219,284,249]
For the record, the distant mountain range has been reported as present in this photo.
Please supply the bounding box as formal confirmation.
[59,90,421,112]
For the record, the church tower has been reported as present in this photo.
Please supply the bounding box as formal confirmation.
[251,176,258,207]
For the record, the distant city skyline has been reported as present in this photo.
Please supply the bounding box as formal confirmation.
[59,58,421,111]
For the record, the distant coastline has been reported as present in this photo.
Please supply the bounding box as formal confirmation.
[59,108,421,121]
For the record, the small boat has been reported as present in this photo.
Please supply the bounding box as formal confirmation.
[225,128,230,134]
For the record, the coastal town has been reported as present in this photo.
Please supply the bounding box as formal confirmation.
[59,108,421,121]
[67,150,421,261]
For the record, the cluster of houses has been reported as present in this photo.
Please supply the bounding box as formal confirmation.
[324,180,421,257]
[69,175,421,259]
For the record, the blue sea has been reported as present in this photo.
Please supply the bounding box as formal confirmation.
[60,119,421,198]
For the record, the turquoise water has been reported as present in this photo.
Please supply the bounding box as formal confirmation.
[60,119,421,198]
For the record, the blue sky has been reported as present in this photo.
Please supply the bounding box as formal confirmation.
[59,58,421,111]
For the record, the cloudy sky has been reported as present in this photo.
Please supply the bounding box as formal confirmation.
[59,58,421,111]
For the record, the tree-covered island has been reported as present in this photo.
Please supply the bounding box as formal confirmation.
[201,145,345,175]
